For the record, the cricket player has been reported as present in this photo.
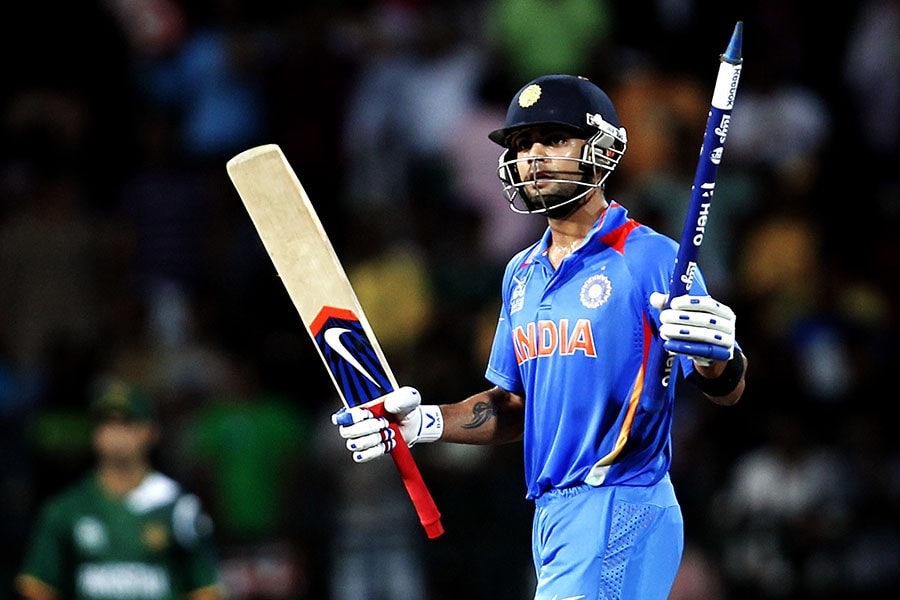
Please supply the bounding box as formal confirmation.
[334,74,747,600]
[15,378,225,600]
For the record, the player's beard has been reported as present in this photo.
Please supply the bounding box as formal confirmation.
[520,178,584,217]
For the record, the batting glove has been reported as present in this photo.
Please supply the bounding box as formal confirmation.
[331,386,444,463]
[650,292,736,366]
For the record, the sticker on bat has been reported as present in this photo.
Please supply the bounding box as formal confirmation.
[310,306,393,406]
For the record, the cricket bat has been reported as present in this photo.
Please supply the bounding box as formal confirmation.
[644,22,743,406]
[226,144,444,539]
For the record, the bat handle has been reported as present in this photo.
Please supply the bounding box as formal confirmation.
[370,404,445,539]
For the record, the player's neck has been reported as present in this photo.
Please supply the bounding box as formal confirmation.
[97,462,151,497]
[548,192,607,243]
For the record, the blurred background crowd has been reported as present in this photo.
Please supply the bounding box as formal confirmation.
[1,1,899,598]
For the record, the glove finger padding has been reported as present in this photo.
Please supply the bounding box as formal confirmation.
[346,429,392,450]
[666,294,735,324]
[332,406,374,427]
[382,386,421,418]
[659,323,735,347]
[663,339,732,364]
[346,429,398,463]
[350,436,397,463]
[652,293,736,364]
[648,291,669,310]
[336,413,390,440]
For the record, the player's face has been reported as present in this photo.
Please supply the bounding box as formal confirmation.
[93,418,157,464]
[509,127,587,201]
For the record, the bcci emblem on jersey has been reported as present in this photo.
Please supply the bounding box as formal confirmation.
[580,274,611,309]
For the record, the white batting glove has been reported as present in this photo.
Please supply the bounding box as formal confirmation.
[650,292,736,366]
[331,386,444,463]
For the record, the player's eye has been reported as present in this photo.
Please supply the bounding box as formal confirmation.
[512,130,575,153]
[513,136,534,152]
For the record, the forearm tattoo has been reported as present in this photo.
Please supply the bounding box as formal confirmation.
[461,401,498,429]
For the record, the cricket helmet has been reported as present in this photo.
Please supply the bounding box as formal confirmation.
[90,378,156,422]
[489,74,627,215]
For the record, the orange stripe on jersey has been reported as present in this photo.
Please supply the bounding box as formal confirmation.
[594,311,655,467]
[598,217,641,254]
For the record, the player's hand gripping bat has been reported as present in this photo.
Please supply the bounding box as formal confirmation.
[226,144,444,539]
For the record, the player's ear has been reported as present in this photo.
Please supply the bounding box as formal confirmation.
[144,422,161,445]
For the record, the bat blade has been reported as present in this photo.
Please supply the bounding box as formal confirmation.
[226,144,394,403]
[226,144,443,538]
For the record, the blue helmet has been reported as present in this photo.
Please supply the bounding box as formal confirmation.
[489,74,627,215]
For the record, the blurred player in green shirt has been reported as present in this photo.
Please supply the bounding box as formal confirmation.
[15,378,225,600]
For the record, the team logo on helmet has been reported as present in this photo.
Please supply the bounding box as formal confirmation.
[518,84,542,108]
[580,274,612,309]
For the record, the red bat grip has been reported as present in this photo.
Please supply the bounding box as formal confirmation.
[369,403,444,538]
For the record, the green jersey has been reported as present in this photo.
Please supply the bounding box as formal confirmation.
[17,471,222,600]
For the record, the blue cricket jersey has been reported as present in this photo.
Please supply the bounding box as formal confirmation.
[485,202,710,500]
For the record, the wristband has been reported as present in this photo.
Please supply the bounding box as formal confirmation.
[415,405,444,444]
[687,350,745,397]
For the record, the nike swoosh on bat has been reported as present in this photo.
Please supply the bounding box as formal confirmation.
[323,327,378,385]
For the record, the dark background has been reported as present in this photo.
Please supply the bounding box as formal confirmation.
[1,1,898,598]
